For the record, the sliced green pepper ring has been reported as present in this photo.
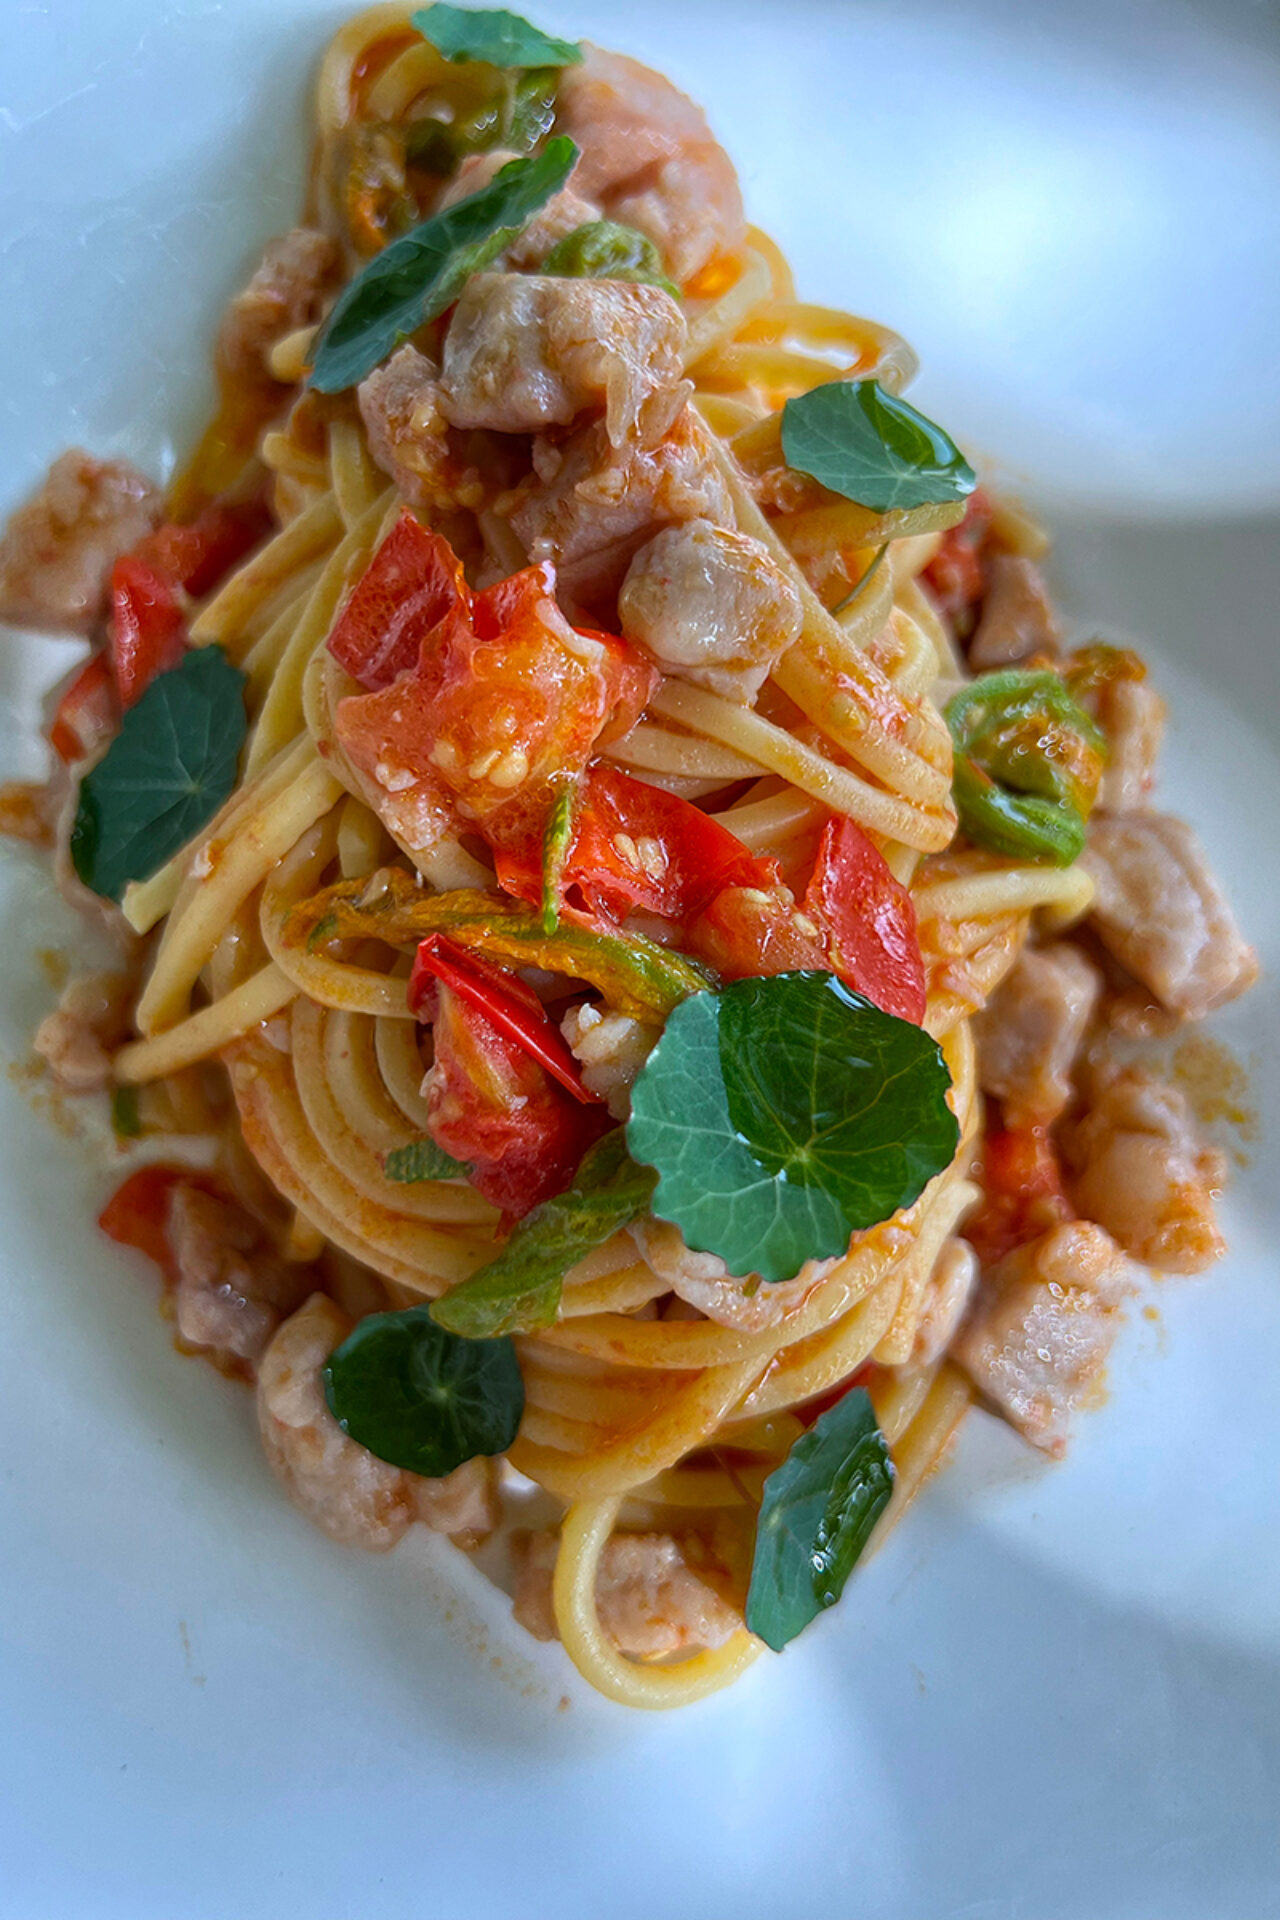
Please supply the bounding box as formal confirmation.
[946,669,1107,867]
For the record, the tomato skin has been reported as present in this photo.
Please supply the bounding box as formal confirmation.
[328,510,470,692]
[424,980,606,1218]
[49,652,118,763]
[104,498,269,711]
[409,935,600,1105]
[964,1119,1071,1267]
[108,555,187,708]
[921,487,993,632]
[335,549,658,860]
[804,817,926,1025]
[98,1164,220,1277]
[496,763,775,926]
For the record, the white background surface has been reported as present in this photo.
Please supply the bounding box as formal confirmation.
[1,3,1278,1917]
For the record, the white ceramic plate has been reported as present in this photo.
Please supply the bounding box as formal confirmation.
[2,4,1277,1915]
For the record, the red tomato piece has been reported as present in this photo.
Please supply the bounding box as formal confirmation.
[564,627,655,750]
[98,1164,219,1278]
[143,497,271,599]
[964,1118,1071,1267]
[496,763,775,927]
[328,509,471,692]
[108,554,187,707]
[49,651,118,763]
[687,882,829,981]
[425,980,607,1218]
[335,554,658,859]
[409,935,600,1104]
[921,487,993,631]
[804,817,926,1025]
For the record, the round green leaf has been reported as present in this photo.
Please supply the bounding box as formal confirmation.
[323,1307,523,1477]
[781,380,976,512]
[626,973,958,1284]
[70,645,247,902]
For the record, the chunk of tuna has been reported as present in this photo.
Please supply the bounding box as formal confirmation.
[511,1527,741,1656]
[560,1003,659,1119]
[33,969,133,1092]
[439,272,687,447]
[1063,1064,1227,1274]
[167,1184,312,1366]
[1097,674,1165,811]
[356,344,456,512]
[953,1220,1132,1454]
[618,517,802,702]
[1081,812,1256,1018]
[504,403,733,607]
[554,47,746,281]
[631,1215,833,1331]
[972,942,1101,1127]
[968,554,1059,668]
[0,451,160,635]
[217,226,340,379]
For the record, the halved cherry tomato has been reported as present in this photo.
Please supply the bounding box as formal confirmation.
[964,1117,1071,1267]
[424,977,607,1217]
[495,762,775,927]
[49,652,117,763]
[335,547,658,858]
[328,509,470,691]
[409,934,600,1105]
[108,554,187,708]
[804,817,926,1025]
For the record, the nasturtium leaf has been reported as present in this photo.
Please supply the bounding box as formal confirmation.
[431,1131,655,1338]
[412,3,582,68]
[745,1386,895,1651]
[626,972,958,1284]
[781,380,976,513]
[71,645,247,902]
[323,1306,523,1477]
[308,137,578,392]
[384,1138,471,1183]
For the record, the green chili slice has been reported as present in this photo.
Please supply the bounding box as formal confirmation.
[945,668,1106,866]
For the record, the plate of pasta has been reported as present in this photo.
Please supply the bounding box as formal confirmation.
[1,1,1278,1915]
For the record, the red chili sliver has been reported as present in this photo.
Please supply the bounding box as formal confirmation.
[328,508,472,691]
[804,816,927,1025]
[409,934,601,1105]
